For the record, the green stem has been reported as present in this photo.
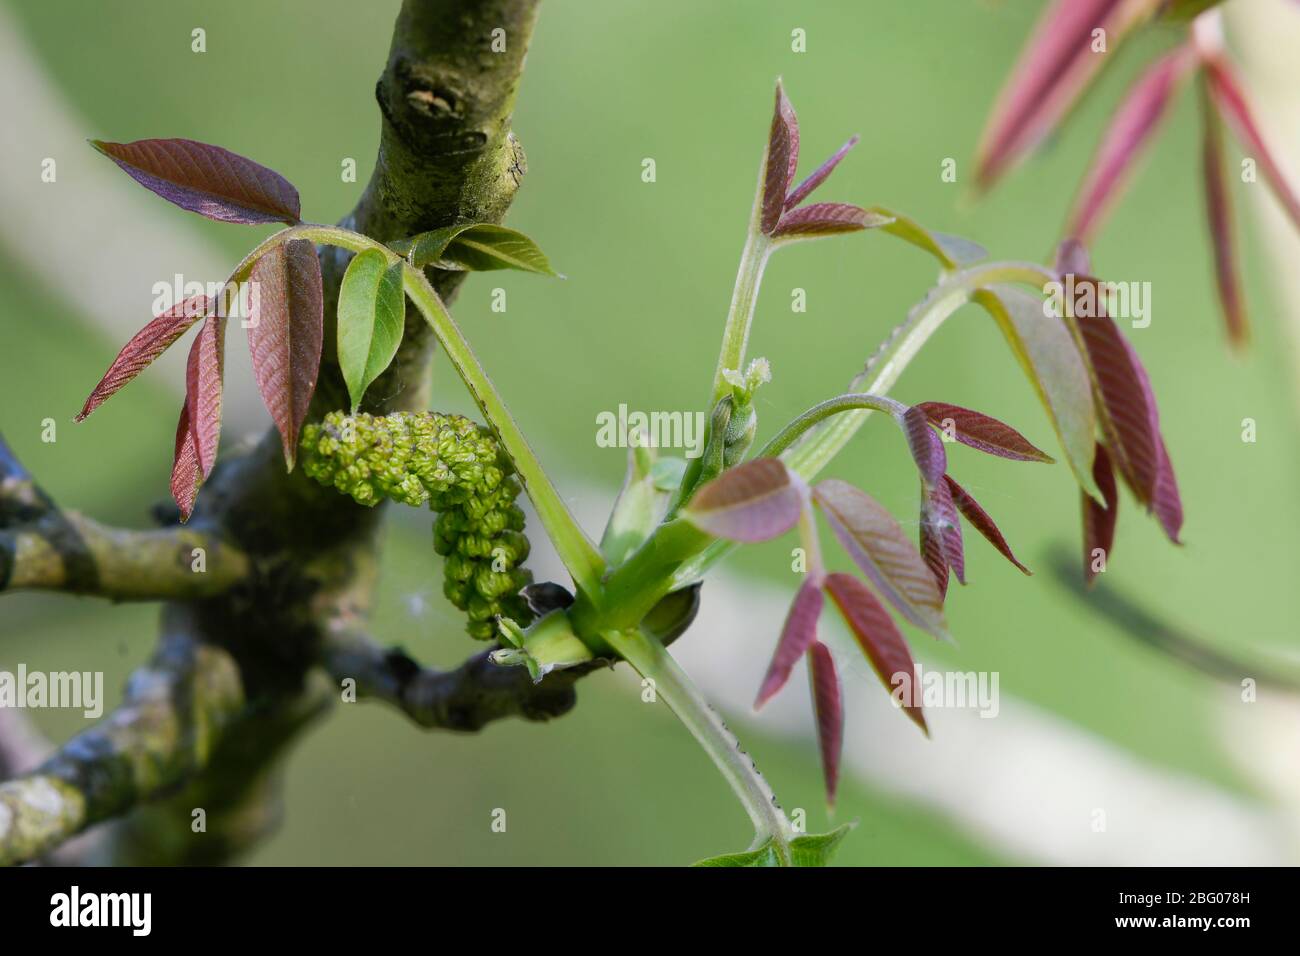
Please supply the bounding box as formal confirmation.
[400,262,607,600]
[756,393,904,460]
[601,627,793,863]
[239,224,607,600]
[710,232,773,407]
[709,160,773,408]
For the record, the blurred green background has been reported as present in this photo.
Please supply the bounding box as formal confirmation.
[2,0,1297,865]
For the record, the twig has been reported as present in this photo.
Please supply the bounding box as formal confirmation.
[0,630,244,866]
[321,626,595,731]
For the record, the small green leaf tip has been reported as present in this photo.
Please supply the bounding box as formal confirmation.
[692,823,856,867]
[300,411,533,639]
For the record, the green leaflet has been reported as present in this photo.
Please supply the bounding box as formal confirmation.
[975,286,1102,502]
[390,223,559,276]
[337,249,405,412]
[600,441,663,567]
[867,206,987,270]
[692,823,856,867]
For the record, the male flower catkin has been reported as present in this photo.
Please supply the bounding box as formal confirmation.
[300,411,533,639]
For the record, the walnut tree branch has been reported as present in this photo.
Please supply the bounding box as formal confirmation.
[321,626,593,731]
[0,629,245,866]
[0,433,250,602]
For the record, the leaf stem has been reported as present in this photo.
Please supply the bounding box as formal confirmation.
[399,261,607,600]
[756,393,906,460]
[601,627,793,863]
[710,231,773,407]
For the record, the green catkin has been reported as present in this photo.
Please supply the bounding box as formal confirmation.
[300,411,533,639]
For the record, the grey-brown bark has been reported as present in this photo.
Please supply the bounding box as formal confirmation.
[0,0,563,866]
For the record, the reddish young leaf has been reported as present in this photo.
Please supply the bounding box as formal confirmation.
[918,505,949,600]
[772,203,890,238]
[684,458,805,543]
[170,403,201,521]
[184,315,226,479]
[1151,436,1183,544]
[975,0,1163,190]
[813,479,950,642]
[1074,308,1160,502]
[920,476,965,590]
[1199,74,1247,346]
[1204,57,1300,235]
[91,138,301,225]
[755,574,825,709]
[900,405,948,486]
[1055,252,1184,544]
[75,293,211,422]
[784,135,859,210]
[1053,244,1171,513]
[916,401,1054,463]
[1065,45,1194,242]
[1082,442,1119,585]
[248,239,324,470]
[824,572,927,734]
[943,474,1031,575]
[761,82,800,235]
[807,642,844,807]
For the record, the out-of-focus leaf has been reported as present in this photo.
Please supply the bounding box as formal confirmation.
[392,223,559,276]
[920,476,964,593]
[974,286,1101,501]
[867,206,987,268]
[784,136,859,210]
[90,138,301,224]
[761,81,800,235]
[184,314,225,479]
[1083,442,1119,585]
[824,572,927,733]
[916,401,1054,463]
[692,824,854,867]
[755,575,824,708]
[337,249,406,412]
[1205,56,1300,235]
[76,294,211,422]
[1152,436,1183,544]
[684,458,805,543]
[974,0,1164,190]
[1162,0,1225,20]
[944,474,1031,575]
[814,479,950,642]
[1199,73,1247,346]
[1066,45,1194,242]
[808,642,843,807]
[773,203,892,239]
[248,239,323,470]
[170,403,201,521]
